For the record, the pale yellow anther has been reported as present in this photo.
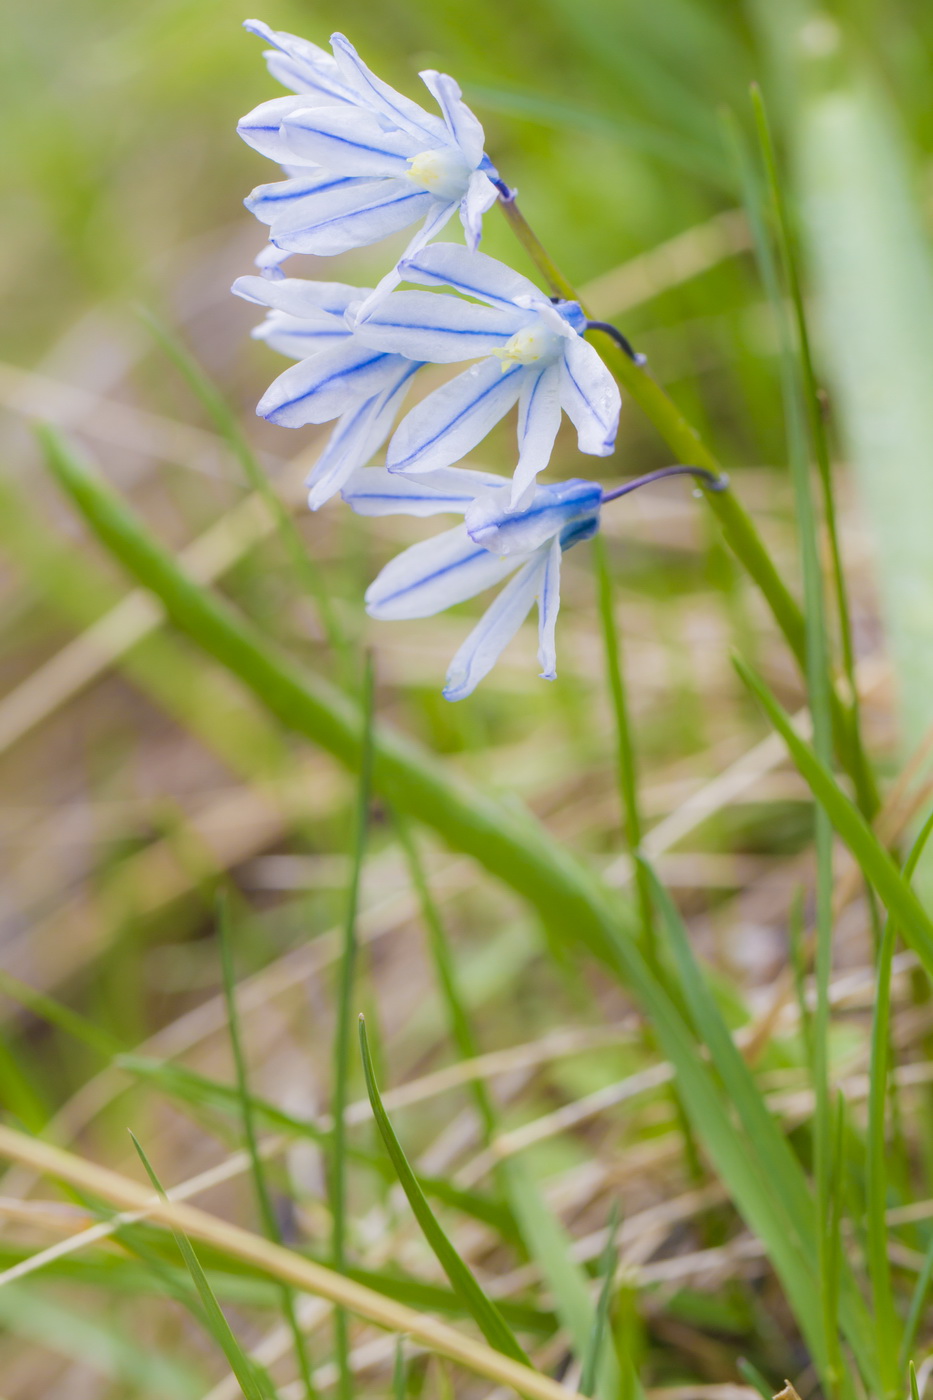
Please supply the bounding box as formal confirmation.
[494,324,560,372]
[406,147,471,200]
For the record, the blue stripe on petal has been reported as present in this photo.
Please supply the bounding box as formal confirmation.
[387,358,525,474]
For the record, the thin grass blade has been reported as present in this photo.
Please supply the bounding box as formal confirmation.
[357,1015,532,1369]
[128,1133,274,1400]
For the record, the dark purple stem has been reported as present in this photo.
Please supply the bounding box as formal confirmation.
[601,465,729,504]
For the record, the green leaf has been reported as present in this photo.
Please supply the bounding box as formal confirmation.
[579,1206,620,1398]
[219,897,316,1400]
[357,1015,532,1369]
[128,1133,274,1400]
[643,859,878,1390]
[734,654,933,981]
[38,425,636,978]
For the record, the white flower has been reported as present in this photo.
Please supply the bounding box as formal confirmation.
[238,24,501,302]
[352,243,621,507]
[233,274,423,508]
[341,467,603,699]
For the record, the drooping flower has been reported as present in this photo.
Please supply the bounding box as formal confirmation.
[351,243,621,508]
[238,23,501,302]
[341,466,602,699]
[233,274,423,508]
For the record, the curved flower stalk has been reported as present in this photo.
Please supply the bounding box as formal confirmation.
[341,466,602,699]
[352,244,622,508]
[233,274,423,508]
[238,23,501,301]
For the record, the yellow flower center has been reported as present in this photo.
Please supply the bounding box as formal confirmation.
[494,322,561,372]
[406,147,472,200]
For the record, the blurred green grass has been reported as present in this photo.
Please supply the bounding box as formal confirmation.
[5,0,933,1396]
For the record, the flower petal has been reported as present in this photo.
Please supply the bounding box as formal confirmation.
[460,170,499,252]
[351,199,458,318]
[536,537,562,681]
[306,362,421,508]
[466,475,602,555]
[330,33,447,146]
[244,20,352,101]
[256,342,403,427]
[245,172,372,228]
[237,96,321,166]
[232,274,366,318]
[418,70,485,166]
[366,524,521,620]
[252,314,350,360]
[269,179,435,257]
[342,465,508,516]
[443,549,548,700]
[558,335,621,456]
[352,290,515,363]
[387,357,526,475]
[510,362,563,507]
[281,105,421,177]
[399,242,543,311]
[254,242,291,279]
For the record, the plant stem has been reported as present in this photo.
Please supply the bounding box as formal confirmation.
[331,653,375,1400]
[495,193,878,816]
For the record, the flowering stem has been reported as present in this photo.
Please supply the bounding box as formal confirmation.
[601,465,728,503]
[495,190,878,815]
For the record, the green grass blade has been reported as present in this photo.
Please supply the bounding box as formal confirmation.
[734,655,933,980]
[871,806,933,1382]
[900,1232,933,1372]
[737,1358,774,1400]
[331,653,374,1400]
[579,1206,620,1398]
[393,1338,407,1400]
[117,1053,512,1235]
[396,816,617,1395]
[0,970,123,1060]
[37,425,637,975]
[357,1015,532,1369]
[394,813,495,1138]
[642,858,878,1389]
[749,87,843,1395]
[593,534,654,956]
[128,1133,274,1400]
[911,1361,921,1400]
[219,896,317,1400]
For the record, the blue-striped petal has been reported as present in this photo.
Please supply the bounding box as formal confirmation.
[256,342,402,427]
[536,538,562,681]
[351,199,458,319]
[465,476,602,555]
[244,20,353,102]
[342,465,508,517]
[419,70,485,166]
[443,548,549,700]
[306,362,421,509]
[252,314,350,360]
[558,335,621,456]
[269,179,435,257]
[460,170,499,252]
[366,525,521,621]
[330,33,447,147]
[245,172,371,228]
[232,275,366,319]
[387,357,526,475]
[511,362,563,507]
[399,243,543,312]
[237,96,321,166]
[353,290,516,363]
[281,105,421,177]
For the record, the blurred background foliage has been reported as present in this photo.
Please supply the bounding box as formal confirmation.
[4,0,933,1395]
